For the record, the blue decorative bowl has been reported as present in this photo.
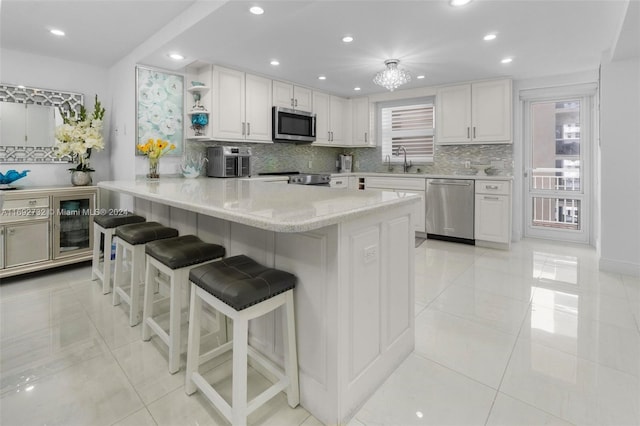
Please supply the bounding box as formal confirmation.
[0,169,30,186]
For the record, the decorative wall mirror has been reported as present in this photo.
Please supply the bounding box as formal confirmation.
[0,84,83,163]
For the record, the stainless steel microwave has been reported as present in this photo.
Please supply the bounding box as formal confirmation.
[272,107,316,143]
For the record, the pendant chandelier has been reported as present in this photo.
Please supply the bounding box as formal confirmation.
[373,59,411,91]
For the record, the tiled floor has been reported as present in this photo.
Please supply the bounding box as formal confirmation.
[1,238,638,425]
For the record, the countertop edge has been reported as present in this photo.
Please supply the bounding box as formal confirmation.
[98,180,420,233]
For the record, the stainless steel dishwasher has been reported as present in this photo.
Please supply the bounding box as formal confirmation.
[426,179,475,244]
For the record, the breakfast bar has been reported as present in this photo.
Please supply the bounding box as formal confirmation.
[98,177,418,425]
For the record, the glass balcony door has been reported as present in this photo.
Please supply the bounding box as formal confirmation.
[524,96,592,243]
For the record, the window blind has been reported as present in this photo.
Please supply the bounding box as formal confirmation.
[381,103,434,163]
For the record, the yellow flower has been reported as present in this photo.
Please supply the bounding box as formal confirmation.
[138,138,175,159]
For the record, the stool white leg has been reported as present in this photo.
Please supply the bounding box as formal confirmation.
[142,257,156,341]
[91,223,101,281]
[185,284,202,395]
[101,230,114,295]
[129,245,144,327]
[112,240,125,306]
[282,290,300,408]
[168,268,186,374]
[232,317,249,426]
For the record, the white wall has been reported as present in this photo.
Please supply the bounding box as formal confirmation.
[0,48,110,187]
[599,57,640,276]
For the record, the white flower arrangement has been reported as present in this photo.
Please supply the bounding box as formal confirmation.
[55,95,106,172]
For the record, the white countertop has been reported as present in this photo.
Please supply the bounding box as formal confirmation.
[98,177,419,233]
[329,172,513,181]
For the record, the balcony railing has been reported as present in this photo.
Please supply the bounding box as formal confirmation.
[532,168,581,191]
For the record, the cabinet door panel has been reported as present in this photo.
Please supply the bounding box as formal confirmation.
[212,67,245,140]
[293,86,313,112]
[436,84,471,144]
[245,74,273,141]
[352,97,371,146]
[330,96,347,144]
[475,194,509,243]
[471,79,512,142]
[272,80,294,109]
[5,221,49,267]
[313,92,331,144]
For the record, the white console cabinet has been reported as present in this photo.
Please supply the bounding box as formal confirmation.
[0,186,97,278]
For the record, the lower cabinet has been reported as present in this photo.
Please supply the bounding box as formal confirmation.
[474,180,511,246]
[365,177,426,234]
[3,221,50,268]
[0,186,98,278]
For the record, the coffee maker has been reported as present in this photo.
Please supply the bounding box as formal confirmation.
[338,154,353,173]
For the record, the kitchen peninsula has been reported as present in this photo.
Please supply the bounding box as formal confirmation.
[98,177,419,425]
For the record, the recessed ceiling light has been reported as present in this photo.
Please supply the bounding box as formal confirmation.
[50,29,65,36]
[354,87,361,91]
[417,75,425,79]
[449,0,472,6]
[17,85,26,89]
[501,57,513,64]
[168,53,184,60]
[342,35,354,43]
[270,60,280,66]
[318,75,327,80]
[249,6,264,15]
[483,33,497,41]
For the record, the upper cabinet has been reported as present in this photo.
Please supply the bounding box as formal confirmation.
[273,81,313,112]
[211,66,272,143]
[436,79,512,144]
[351,97,374,147]
[313,92,349,146]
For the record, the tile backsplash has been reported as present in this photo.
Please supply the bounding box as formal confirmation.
[185,140,513,176]
[347,143,514,175]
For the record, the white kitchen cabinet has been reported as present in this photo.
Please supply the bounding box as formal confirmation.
[211,66,272,143]
[365,177,426,233]
[352,97,374,147]
[436,79,512,144]
[314,92,349,146]
[272,80,312,112]
[474,180,512,247]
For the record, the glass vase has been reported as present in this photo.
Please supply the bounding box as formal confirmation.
[147,157,160,179]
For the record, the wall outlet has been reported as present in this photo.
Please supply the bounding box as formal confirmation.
[355,160,360,169]
[308,160,313,169]
[363,245,378,263]
[464,160,471,169]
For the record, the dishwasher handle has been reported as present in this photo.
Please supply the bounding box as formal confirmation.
[429,181,472,186]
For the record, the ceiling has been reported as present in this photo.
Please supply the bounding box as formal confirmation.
[1,0,636,97]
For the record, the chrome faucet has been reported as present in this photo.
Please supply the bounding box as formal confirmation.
[394,145,412,173]
[385,154,393,172]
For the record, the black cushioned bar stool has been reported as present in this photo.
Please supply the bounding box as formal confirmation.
[185,255,299,426]
[142,235,225,374]
[92,213,146,294]
[113,222,178,326]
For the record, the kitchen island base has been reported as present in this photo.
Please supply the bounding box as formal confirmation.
[132,198,415,425]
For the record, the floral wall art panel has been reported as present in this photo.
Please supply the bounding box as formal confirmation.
[135,66,184,156]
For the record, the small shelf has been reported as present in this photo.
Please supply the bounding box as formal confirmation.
[187,85,210,92]
[187,136,210,140]
[188,109,209,114]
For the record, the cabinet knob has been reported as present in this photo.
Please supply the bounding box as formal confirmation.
[28,200,37,205]
[247,122,251,136]
[364,133,368,143]
[486,185,499,190]
[484,196,500,200]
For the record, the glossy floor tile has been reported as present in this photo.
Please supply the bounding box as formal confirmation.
[2,238,639,426]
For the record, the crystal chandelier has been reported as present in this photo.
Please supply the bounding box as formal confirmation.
[373,59,411,91]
